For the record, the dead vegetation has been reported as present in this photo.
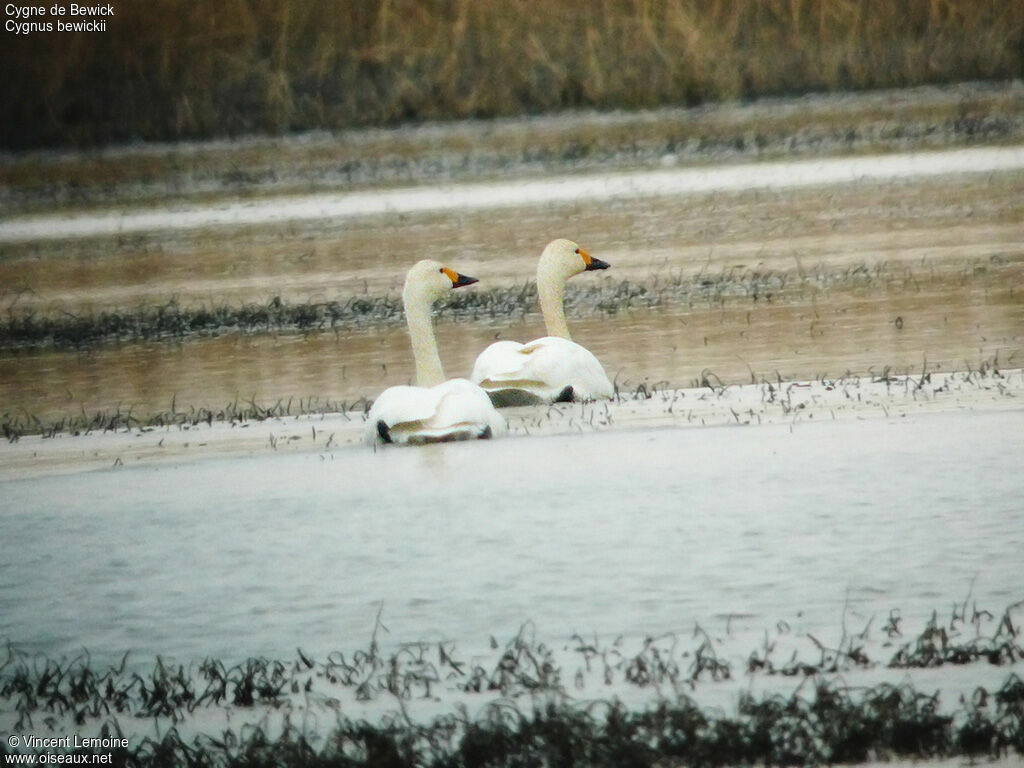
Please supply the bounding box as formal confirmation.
[2,603,1022,765]
[2,0,1022,149]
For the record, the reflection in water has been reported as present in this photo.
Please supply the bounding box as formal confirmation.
[2,284,1020,423]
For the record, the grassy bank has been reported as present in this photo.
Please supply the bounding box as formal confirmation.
[2,0,1023,149]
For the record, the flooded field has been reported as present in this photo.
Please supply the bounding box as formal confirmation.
[2,408,1023,759]
[1,162,1022,425]
[2,100,1024,763]
[1,284,1022,427]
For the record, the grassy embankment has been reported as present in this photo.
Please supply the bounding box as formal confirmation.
[2,0,1023,150]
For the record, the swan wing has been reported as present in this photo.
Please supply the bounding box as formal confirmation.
[366,378,507,445]
[471,336,613,404]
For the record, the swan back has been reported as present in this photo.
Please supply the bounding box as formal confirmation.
[366,378,507,445]
[471,336,613,406]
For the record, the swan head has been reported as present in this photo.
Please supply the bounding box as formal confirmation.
[537,238,610,285]
[403,259,479,307]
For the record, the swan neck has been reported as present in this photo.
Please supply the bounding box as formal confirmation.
[405,296,445,387]
[538,275,571,340]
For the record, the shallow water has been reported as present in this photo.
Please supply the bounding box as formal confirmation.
[2,142,1023,709]
[2,280,1021,424]
[1,409,1022,667]
[3,179,1022,317]
[2,156,1022,429]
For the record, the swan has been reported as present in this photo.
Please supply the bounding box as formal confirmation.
[470,238,614,406]
[366,260,507,445]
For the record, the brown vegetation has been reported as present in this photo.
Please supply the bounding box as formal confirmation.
[2,0,1023,149]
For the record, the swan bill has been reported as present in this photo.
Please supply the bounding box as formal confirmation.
[584,255,610,271]
[443,267,479,288]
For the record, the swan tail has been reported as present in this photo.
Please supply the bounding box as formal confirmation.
[554,385,575,403]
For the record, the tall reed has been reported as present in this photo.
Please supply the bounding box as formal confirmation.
[2,0,1022,149]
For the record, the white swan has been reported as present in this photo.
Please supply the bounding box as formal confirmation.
[366,260,507,445]
[471,238,614,406]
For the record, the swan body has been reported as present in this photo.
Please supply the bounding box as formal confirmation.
[471,337,612,406]
[367,378,505,444]
[366,260,507,445]
[471,239,614,406]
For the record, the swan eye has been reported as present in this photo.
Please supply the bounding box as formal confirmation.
[574,248,580,254]
[439,267,444,273]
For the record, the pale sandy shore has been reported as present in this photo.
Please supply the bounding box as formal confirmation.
[2,368,1020,482]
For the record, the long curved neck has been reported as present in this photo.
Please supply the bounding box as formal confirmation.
[405,295,445,387]
[538,271,571,340]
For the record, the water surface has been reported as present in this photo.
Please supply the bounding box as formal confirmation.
[2,281,1020,424]
[2,409,1021,666]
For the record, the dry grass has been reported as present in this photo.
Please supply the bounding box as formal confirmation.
[2,0,1022,149]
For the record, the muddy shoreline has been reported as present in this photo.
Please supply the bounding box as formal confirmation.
[3,368,1020,481]
[2,81,1023,215]
[3,606,1023,765]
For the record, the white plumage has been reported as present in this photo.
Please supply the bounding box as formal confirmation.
[366,260,507,445]
[367,378,505,444]
[471,337,612,405]
[471,239,614,406]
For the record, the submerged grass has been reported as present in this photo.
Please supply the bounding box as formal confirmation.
[1,604,1023,766]
[3,254,1015,350]
[1,355,1017,443]
[0,394,371,444]
[2,0,1023,149]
